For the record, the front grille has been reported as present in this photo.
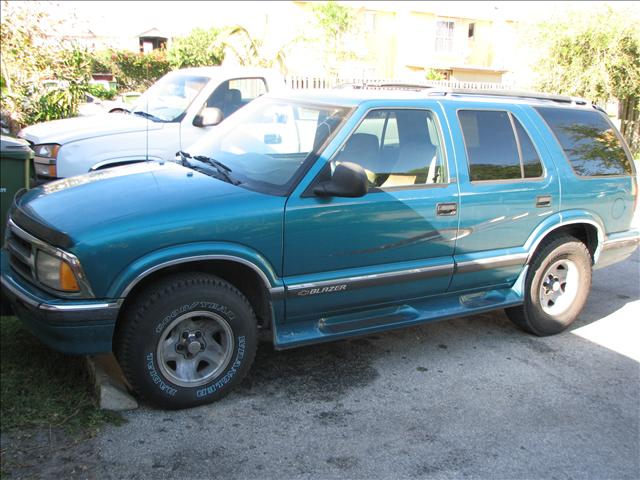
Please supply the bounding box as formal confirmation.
[6,222,37,284]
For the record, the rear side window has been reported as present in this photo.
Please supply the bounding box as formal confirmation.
[459,110,544,181]
[535,107,632,176]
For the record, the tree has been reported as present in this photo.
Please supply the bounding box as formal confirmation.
[222,26,297,75]
[0,1,93,128]
[167,27,225,69]
[312,1,356,76]
[532,6,640,156]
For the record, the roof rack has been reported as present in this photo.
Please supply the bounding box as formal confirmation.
[424,88,591,106]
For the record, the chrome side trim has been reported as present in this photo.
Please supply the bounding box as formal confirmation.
[1,274,119,311]
[286,263,454,297]
[269,286,285,300]
[455,253,528,274]
[120,255,278,298]
[39,301,122,312]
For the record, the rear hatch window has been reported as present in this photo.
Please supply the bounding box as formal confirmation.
[535,107,633,176]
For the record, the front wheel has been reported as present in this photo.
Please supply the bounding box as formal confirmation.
[506,236,592,336]
[115,273,257,409]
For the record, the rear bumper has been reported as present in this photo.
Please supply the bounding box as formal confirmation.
[1,250,119,355]
[596,229,640,269]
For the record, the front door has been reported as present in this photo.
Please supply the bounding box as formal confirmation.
[283,107,459,323]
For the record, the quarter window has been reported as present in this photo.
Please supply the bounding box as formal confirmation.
[535,107,632,176]
[459,110,544,181]
[333,109,446,188]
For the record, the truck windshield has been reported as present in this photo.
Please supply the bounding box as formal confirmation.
[131,73,209,122]
[186,97,352,195]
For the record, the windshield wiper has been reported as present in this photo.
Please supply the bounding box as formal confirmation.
[132,110,165,122]
[177,151,240,185]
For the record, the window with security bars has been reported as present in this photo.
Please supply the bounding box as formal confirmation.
[435,20,454,52]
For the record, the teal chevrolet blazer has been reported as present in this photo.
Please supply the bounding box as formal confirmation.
[2,89,638,409]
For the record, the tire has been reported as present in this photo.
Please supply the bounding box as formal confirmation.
[506,235,592,336]
[115,273,257,409]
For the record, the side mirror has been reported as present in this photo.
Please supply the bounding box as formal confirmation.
[194,107,223,127]
[313,162,368,198]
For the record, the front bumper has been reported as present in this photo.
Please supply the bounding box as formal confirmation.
[1,250,119,355]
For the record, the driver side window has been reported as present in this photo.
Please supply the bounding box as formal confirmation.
[204,78,267,119]
[332,109,447,188]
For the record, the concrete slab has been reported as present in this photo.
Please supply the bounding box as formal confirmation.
[86,354,138,411]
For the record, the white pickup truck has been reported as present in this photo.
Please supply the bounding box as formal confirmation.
[19,67,285,182]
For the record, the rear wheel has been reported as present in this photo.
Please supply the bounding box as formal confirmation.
[115,273,257,409]
[506,236,592,336]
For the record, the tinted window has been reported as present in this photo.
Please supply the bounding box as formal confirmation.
[514,118,543,178]
[333,109,446,187]
[459,110,521,181]
[536,107,632,176]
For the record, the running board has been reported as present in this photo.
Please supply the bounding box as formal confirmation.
[273,286,524,349]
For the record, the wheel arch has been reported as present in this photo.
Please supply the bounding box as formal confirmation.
[524,213,605,265]
[115,257,278,340]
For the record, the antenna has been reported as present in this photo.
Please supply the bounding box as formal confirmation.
[145,90,149,162]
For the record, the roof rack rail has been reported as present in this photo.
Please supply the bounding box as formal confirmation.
[425,88,591,106]
[362,82,435,91]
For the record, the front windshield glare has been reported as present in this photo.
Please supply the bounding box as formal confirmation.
[132,73,209,122]
[187,98,351,195]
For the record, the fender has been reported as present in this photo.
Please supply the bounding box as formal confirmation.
[107,242,284,299]
[523,209,606,263]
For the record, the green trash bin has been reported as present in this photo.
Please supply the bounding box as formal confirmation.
[0,135,34,241]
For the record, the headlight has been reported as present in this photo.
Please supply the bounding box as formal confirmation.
[33,143,60,158]
[35,250,80,292]
[33,143,60,178]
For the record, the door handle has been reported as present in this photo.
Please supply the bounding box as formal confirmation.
[536,195,552,208]
[436,203,457,216]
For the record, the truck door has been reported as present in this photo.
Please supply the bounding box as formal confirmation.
[442,104,560,292]
[283,107,459,323]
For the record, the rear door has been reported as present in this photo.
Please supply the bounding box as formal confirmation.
[442,103,560,292]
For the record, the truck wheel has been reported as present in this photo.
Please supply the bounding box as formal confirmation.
[506,236,592,336]
[115,273,257,409]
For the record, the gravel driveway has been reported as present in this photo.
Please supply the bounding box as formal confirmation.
[4,250,640,480]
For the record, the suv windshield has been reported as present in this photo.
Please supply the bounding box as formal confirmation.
[186,97,352,195]
[131,73,209,122]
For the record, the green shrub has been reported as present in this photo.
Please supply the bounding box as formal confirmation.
[108,49,171,91]
[167,27,225,68]
[87,83,117,100]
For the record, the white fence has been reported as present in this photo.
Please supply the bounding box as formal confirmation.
[285,75,514,91]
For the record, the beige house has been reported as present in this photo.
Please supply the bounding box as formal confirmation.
[290,1,518,83]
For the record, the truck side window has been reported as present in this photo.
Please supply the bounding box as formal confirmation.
[333,109,446,188]
[206,78,267,118]
[513,117,543,178]
[535,107,632,176]
[459,110,521,181]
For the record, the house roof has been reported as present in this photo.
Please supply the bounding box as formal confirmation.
[137,28,169,39]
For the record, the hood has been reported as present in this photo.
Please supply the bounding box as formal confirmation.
[18,113,164,145]
[15,161,268,243]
